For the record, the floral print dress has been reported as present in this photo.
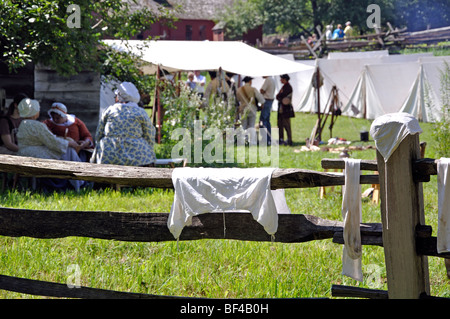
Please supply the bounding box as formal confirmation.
[91,102,156,166]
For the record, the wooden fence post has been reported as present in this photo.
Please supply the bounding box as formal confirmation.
[376,133,430,299]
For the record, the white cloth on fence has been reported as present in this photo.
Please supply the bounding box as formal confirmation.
[168,167,280,239]
[272,189,291,214]
[370,112,422,230]
[369,112,422,162]
[437,158,450,253]
[341,158,363,282]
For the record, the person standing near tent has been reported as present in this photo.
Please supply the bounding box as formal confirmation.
[332,24,344,40]
[236,76,265,146]
[203,70,230,108]
[259,76,275,145]
[193,70,206,99]
[185,72,197,92]
[276,74,295,146]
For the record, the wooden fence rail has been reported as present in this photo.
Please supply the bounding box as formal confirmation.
[0,155,379,189]
[0,207,382,244]
[0,149,445,299]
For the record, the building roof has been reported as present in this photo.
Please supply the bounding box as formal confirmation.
[127,0,238,21]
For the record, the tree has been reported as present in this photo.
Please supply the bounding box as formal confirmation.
[218,0,266,40]
[0,0,174,76]
[219,0,332,38]
[221,0,450,40]
[390,0,450,31]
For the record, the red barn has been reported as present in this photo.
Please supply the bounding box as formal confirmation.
[128,0,263,45]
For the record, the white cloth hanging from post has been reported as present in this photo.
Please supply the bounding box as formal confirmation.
[167,167,280,239]
[369,112,422,162]
[437,158,450,253]
[370,112,422,230]
[341,158,363,282]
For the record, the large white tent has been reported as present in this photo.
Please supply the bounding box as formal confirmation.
[296,52,449,123]
[101,40,315,114]
[102,40,314,76]
[101,40,448,124]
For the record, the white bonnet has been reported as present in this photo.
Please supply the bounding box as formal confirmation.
[115,82,140,103]
[18,98,40,118]
[48,102,68,118]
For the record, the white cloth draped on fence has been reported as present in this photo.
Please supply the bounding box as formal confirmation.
[168,167,287,239]
[370,112,423,230]
[369,112,423,162]
[437,158,450,254]
[341,158,363,282]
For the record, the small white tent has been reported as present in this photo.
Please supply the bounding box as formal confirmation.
[400,56,450,122]
[296,51,448,123]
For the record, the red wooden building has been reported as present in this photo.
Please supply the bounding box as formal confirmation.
[129,0,262,45]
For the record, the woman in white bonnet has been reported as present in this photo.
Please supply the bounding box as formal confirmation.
[91,81,156,166]
[43,102,94,162]
[16,98,80,159]
[16,98,86,191]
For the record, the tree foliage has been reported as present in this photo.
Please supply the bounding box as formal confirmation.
[0,0,174,76]
[221,0,450,39]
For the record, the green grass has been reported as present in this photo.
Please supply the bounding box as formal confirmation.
[0,113,449,299]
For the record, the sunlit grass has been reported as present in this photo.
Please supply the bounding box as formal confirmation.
[0,113,448,299]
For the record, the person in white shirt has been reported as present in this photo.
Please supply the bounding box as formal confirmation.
[193,70,206,98]
[259,76,276,145]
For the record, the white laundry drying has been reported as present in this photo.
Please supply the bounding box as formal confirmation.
[167,167,286,239]
[437,158,450,254]
[341,158,363,282]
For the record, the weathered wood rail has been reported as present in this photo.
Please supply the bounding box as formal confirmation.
[0,148,445,299]
[0,154,379,189]
[0,207,383,245]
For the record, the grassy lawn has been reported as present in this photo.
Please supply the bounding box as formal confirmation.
[0,112,448,299]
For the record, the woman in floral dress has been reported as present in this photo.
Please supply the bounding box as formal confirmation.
[91,82,156,167]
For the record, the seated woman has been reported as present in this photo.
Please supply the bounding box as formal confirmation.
[43,102,94,162]
[16,98,85,191]
[91,81,156,167]
[0,93,27,155]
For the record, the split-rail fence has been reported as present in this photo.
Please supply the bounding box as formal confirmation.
[0,133,446,299]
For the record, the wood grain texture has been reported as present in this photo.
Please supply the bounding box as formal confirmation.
[0,155,379,189]
[0,207,384,244]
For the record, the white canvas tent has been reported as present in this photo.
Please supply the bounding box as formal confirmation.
[400,56,450,122]
[327,50,390,59]
[101,40,316,142]
[296,52,448,123]
[101,40,315,115]
[251,55,316,111]
[102,40,314,76]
